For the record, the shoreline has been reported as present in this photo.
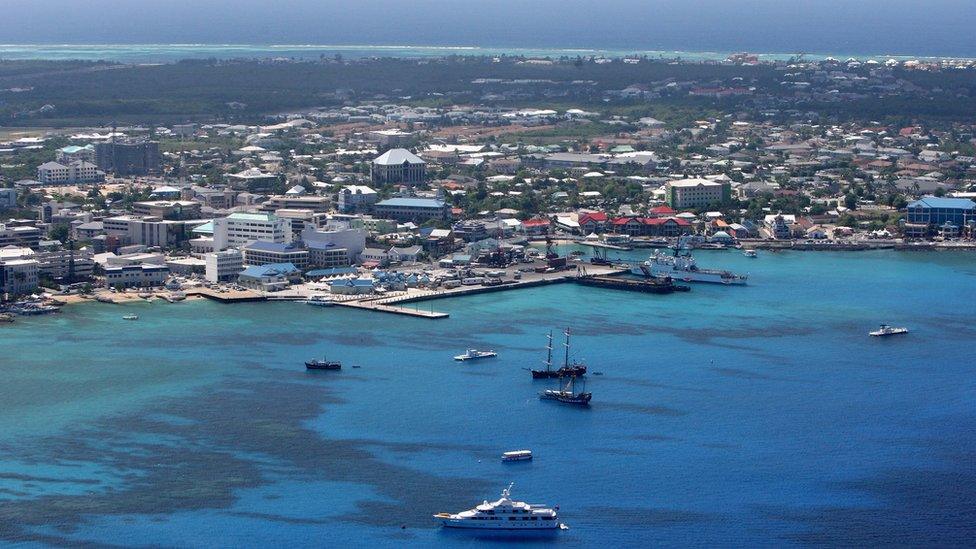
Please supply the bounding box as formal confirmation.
[2,44,976,63]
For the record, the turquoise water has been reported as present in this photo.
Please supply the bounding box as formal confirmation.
[0,44,969,64]
[1,249,975,546]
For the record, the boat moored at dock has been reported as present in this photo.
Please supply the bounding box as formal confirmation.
[304,295,335,307]
[434,483,564,530]
[631,247,747,285]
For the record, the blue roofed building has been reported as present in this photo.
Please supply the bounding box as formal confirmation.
[242,240,309,269]
[374,197,450,222]
[904,196,976,238]
[329,278,375,295]
[237,262,301,292]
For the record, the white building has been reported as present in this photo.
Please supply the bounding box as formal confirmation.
[35,244,95,281]
[212,212,292,251]
[104,264,169,288]
[205,249,244,283]
[0,246,39,295]
[103,215,188,248]
[301,226,366,268]
[666,178,731,210]
[36,161,102,185]
[338,185,378,212]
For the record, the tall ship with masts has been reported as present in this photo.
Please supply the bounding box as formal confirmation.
[539,375,592,406]
[531,330,587,379]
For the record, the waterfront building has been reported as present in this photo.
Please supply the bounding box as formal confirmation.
[666,178,732,210]
[904,196,976,238]
[0,188,18,209]
[242,241,310,270]
[338,185,378,212]
[35,242,95,281]
[94,140,160,176]
[374,197,449,222]
[609,216,692,237]
[204,249,244,283]
[0,246,39,296]
[371,149,426,186]
[0,224,42,249]
[212,212,292,250]
[104,264,169,288]
[329,278,375,295]
[237,263,300,292]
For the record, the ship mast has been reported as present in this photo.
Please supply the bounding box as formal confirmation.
[544,331,553,372]
[563,328,571,369]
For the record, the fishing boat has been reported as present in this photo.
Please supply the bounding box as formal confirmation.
[540,375,592,406]
[434,483,565,530]
[454,349,498,361]
[305,357,342,370]
[531,330,586,379]
[502,450,533,462]
[869,324,908,337]
[122,314,139,321]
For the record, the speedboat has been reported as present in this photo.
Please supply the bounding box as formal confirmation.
[434,483,565,530]
[454,349,498,361]
[502,450,533,462]
[869,324,908,337]
[122,314,139,321]
[743,249,758,258]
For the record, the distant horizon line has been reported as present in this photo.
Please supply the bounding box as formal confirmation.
[1,43,975,62]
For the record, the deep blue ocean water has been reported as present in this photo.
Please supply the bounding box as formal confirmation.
[1,249,975,547]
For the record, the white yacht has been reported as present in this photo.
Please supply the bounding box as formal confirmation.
[305,295,335,307]
[434,484,564,530]
[869,324,909,337]
[454,349,498,361]
[501,450,533,462]
[631,249,747,285]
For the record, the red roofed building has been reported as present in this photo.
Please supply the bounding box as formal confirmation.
[647,205,677,217]
[610,216,691,237]
[578,212,608,234]
[520,217,551,236]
